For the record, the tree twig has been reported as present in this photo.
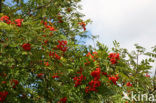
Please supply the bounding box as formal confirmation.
[0,0,2,13]
[150,67,156,94]
[36,0,53,9]
[26,0,53,17]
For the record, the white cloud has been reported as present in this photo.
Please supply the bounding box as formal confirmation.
[80,0,156,49]
[80,0,156,75]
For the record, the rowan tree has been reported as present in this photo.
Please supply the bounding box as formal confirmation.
[0,0,155,103]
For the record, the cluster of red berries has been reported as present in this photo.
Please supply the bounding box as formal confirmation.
[0,15,23,27]
[86,80,101,93]
[0,73,7,85]
[145,73,150,77]
[43,40,48,44]
[108,53,120,64]
[73,74,86,87]
[91,68,101,80]
[57,14,63,23]
[52,73,60,79]
[37,73,44,78]
[58,97,67,103]
[22,43,31,51]
[0,73,19,88]
[85,52,98,65]
[85,68,101,93]
[49,51,61,60]
[102,72,119,85]
[41,34,53,45]
[126,82,132,87]
[0,75,19,102]
[74,52,120,93]
[52,75,59,79]
[108,74,119,85]
[41,21,56,31]
[44,62,50,66]
[78,22,86,31]
[14,19,23,27]
[1,81,6,84]
[0,91,8,103]
[0,73,7,77]
[77,67,83,74]
[40,35,48,45]
[57,40,67,52]
[49,40,68,60]
[102,72,109,77]
[73,67,119,93]
[0,16,11,24]
[11,79,19,88]
[66,8,71,12]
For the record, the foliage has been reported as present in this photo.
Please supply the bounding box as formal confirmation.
[0,0,156,103]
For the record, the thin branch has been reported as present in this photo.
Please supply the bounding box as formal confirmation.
[150,67,156,94]
[0,0,2,13]
[26,0,53,17]
[36,0,53,9]
[136,52,139,74]
[153,67,156,91]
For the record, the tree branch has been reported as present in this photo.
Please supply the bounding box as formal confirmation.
[36,0,53,9]
[0,0,2,13]
[152,67,156,92]
[26,0,53,17]
[149,67,156,94]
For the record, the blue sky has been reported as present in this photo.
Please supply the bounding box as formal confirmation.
[5,0,27,4]
[5,0,11,2]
